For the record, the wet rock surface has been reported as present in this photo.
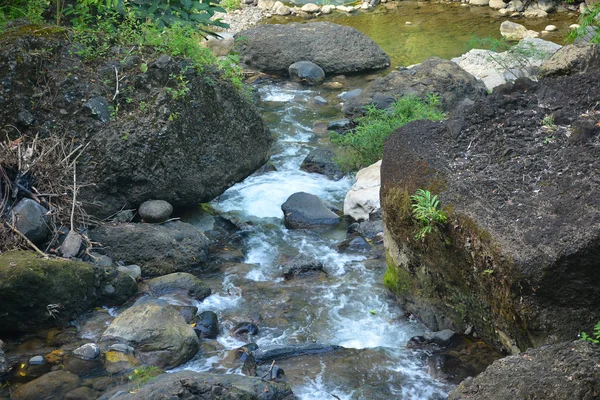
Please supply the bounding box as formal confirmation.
[448,341,600,400]
[382,72,600,352]
[146,272,211,300]
[281,192,341,229]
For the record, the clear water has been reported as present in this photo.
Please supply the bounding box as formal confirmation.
[176,83,451,399]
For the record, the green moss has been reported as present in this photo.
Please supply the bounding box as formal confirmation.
[384,252,413,296]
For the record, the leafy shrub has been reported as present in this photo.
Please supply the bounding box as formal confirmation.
[330,95,443,171]
[127,0,227,32]
[569,2,600,44]
[411,189,447,241]
[581,321,600,344]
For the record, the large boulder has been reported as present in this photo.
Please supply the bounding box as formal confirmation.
[0,251,136,334]
[344,160,381,222]
[234,22,390,74]
[0,29,272,220]
[539,43,600,78]
[448,341,600,400]
[146,272,211,301]
[381,73,600,353]
[11,198,50,245]
[101,297,199,369]
[281,192,341,229]
[343,57,487,115]
[89,221,209,277]
[98,370,294,400]
[11,370,81,400]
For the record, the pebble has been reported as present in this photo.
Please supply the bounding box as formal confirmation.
[29,355,45,365]
[545,25,557,32]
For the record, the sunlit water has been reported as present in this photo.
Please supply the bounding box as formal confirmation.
[175,83,451,399]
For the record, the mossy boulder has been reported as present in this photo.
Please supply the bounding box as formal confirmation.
[0,251,137,334]
[381,73,600,353]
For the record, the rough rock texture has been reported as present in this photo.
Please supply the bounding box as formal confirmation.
[0,251,136,334]
[281,192,341,229]
[500,20,539,40]
[289,60,325,86]
[98,370,294,400]
[449,341,600,400]
[540,43,600,78]
[138,200,173,223]
[344,160,381,222]
[89,221,209,277]
[146,272,211,301]
[344,57,486,115]
[0,28,272,219]
[300,147,344,180]
[234,22,390,74]
[11,198,50,245]
[381,74,600,353]
[101,297,199,369]
[11,370,81,400]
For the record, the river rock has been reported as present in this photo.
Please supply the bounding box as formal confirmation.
[328,118,353,132]
[146,272,211,301]
[73,343,100,361]
[11,370,81,400]
[57,230,83,258]
[11,198,50,245]
[281,254,327,279]
[539,43,600,78]
[344,160,381,222]
[88,221,209,276]
[194,311,219,339]
[381,72,600,352]
[199,32,235,56]
[500,20,539,40]
[138,199,173,223]
[97,370,294,400]
[322,4,336,13]
[469,0,489,5]
[343,57,486,115]
[289,61,326,86]
[507,0,524,11]
[281,192,341,229]
[0,345,7,378]
[488,0,506,9]
[300,147,344,180]
[255,343,342,364]
[101,297,199,369]
[0,251,135,334]
[301,3,320,12]
[523,7,548,17]
[338,88,362,102]
[274,3,291,15]
[449,341,600,399]
[235,22,390,74]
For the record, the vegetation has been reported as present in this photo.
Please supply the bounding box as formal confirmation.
[411,189,447,241]
[128,366,164,390]
[581,321,600,344]
[330,95,443,171]
[568,2,600,44]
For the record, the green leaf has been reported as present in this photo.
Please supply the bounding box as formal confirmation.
[140,63,148,73]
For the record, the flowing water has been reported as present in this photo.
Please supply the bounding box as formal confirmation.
[174,82,451,398]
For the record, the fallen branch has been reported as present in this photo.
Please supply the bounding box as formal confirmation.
[5,221,48,259]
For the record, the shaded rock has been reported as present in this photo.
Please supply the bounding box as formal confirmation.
[118,264,141,281]
[328,118,352,132]
[73,343,100,361]
[97,370,294,400]
[449,341,600,399]
[175,305,198,324]
[255,343,342,364]
[313,96,328,105]
[199,32,235,57]
[138,199,173,223]
[300,147,344,180]
[0,251,135,334]
[348,220,384,240]
[64,355,105,378]
[338,88,362,102]
[28,355,45,365]
[281,254,327,279]
[101,297,199,369]
[289,61,325,86]
[344,160,381,222]
[235,22,390,74]
[281,192,341,229]
[83,97,110,123]
[500,20,539,40]
[194,311,219,339]
[344,58,486,115]
[232,322,259,336]
[89,221,209,277]
[146,272,211,301]
[336,235,371,252]
[540,43,600,78]
[58,230,83,258]
[12,370,81,400]
[65,386,101,400]
[11,198,50,245]
[381,73,600,352]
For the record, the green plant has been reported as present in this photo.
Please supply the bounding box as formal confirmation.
[580,321,600,344]
[411,189,447,241]
[128,366,163,390]
[127,0,228,32]
[221,0,241,11]
[541,114,556,129]
[330,95,443,171]
[568,2,600,44]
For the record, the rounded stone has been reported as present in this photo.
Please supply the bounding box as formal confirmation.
[29,355,45,365]
[545,25,557,32]
[289,61,326,86]
[73,343,100,361]
[138,199,173,223]
[12,198,50,244]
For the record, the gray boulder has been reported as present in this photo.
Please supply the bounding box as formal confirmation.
[343,57,486,115]
[281,192,341,229]
[101,297,199,369]
[194,310,219,339]
[89,221,209,277]
[98,370,294,400]
[281,254,327,280]
[138,199,173,223]
[449,341,600,400]
[11,370,81,400]
[289,61,325,86]
[146,272,211,301]
[300,147,344,180]
[11,198,50,244]
[540,43,600,78]
[73,343,100,361]
[235,22,390,74]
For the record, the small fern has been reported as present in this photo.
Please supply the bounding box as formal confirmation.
[411,189,447,241]
[581,321,600,344]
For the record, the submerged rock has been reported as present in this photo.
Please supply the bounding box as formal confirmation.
[235,22,390,74]
[381,72,600,352]
[146,272,211,301]
[101,297,199,369]
[194,311,219,339]
[289,61,325,86]
[281,192,341,229]
[448,341,600,400]
[300,147,344,180]
[89,221,209,277]
[281,254,328,279]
